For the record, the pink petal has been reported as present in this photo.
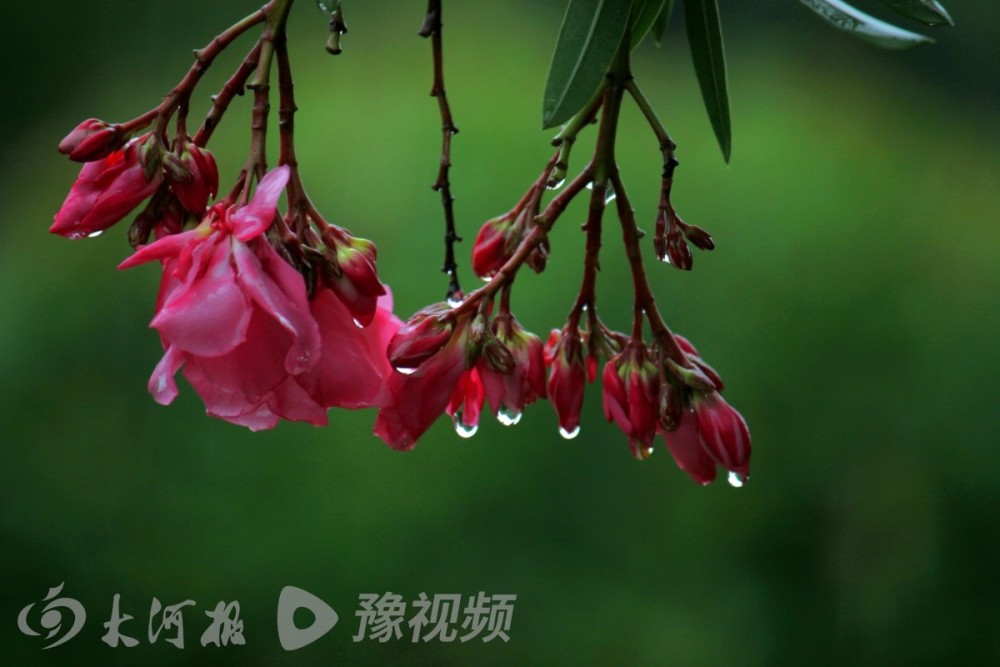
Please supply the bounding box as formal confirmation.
[233,240,320,375]
[231,166,290,240]
[152,239,250,356]
[147,345,186,405]
[118,228,202,270]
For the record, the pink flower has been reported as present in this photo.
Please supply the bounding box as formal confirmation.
[58,118,126,162]
[479,315,546,422]
[374,316,472,449]
[299,287,400,411]
[601,343,660,458]
[119,166,328,430]
[52,134,162,239]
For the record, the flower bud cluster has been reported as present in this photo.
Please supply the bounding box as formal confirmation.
[52,122,219,241]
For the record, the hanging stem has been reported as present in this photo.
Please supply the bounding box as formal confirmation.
[419,0,463,303]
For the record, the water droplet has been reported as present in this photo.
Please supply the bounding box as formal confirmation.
[352,318,365,328]
[316,0,335,12]
[496,406,522,426]
[585,182,616,204]
[660,255,671,264]
[396,366,418,375]
[87,229,103,238]
[546,177,565,190]
[447,296,463,308]
[728,471,747,488]
[453,411,478,438]
[559,425,580,440]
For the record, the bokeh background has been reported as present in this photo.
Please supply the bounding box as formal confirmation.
[2,1,998,664]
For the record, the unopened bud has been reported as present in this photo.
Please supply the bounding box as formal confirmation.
[667,358,719,393]
[58,118,126,162]
[680,221,715,251]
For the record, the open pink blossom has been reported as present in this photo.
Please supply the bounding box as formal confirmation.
[119,166,327,429]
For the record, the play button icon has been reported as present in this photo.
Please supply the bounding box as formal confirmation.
[277,586,339,651]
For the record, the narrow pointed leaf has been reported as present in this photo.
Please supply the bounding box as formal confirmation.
[876,0,953,27]
[542,0,633,129]
[682,0,731,163]
[630,0,667,49]
[799,0,934,49]
[652,0,675,45]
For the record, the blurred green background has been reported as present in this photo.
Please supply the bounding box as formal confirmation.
[2,1,998,665]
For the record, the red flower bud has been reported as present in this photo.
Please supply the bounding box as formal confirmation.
[545,327,588,438]
[446,367,485,437]
[58,118,126,162]
[681,222,715,251]
[472,216,517,279]
[51,134,163,239]
[386,303,454,372]
[602,344,660,458]
[375,318,473,449]
[479,316,547,423]
[330,238,387,327]
[666,229,692,270]
[660,413,718,486]
[167,142,219,216]
[694,393,751,477]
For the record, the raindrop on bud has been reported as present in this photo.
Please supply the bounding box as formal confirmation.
[558,425,580,440]
[728,471,747,488]
[496,406,522,426]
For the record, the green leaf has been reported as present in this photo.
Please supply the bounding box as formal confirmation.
[682,0,731,163]
[652,0,675,45]
[875,0,954,27]
[629,0,667,49]
[798,0,934,49]
[542,0,633,129]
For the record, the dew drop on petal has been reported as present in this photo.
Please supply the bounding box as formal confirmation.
[559,425,580,440]
[447,296,464,308]
[496,406,522,426]
[396,366,418,375]
[87,229,103,238]
[352,318,365,328]
[728,471,747,488]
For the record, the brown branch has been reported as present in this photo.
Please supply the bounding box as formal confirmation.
[420,0,463,302]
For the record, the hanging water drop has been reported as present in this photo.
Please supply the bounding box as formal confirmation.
[453,411,478,438]
[727,471,747,488]
[546,177,565,190]
[447,296,463,308]
[396,366,418,375]
[496,406,522,426]
[558,425,580,440]
[87,229,103,238]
